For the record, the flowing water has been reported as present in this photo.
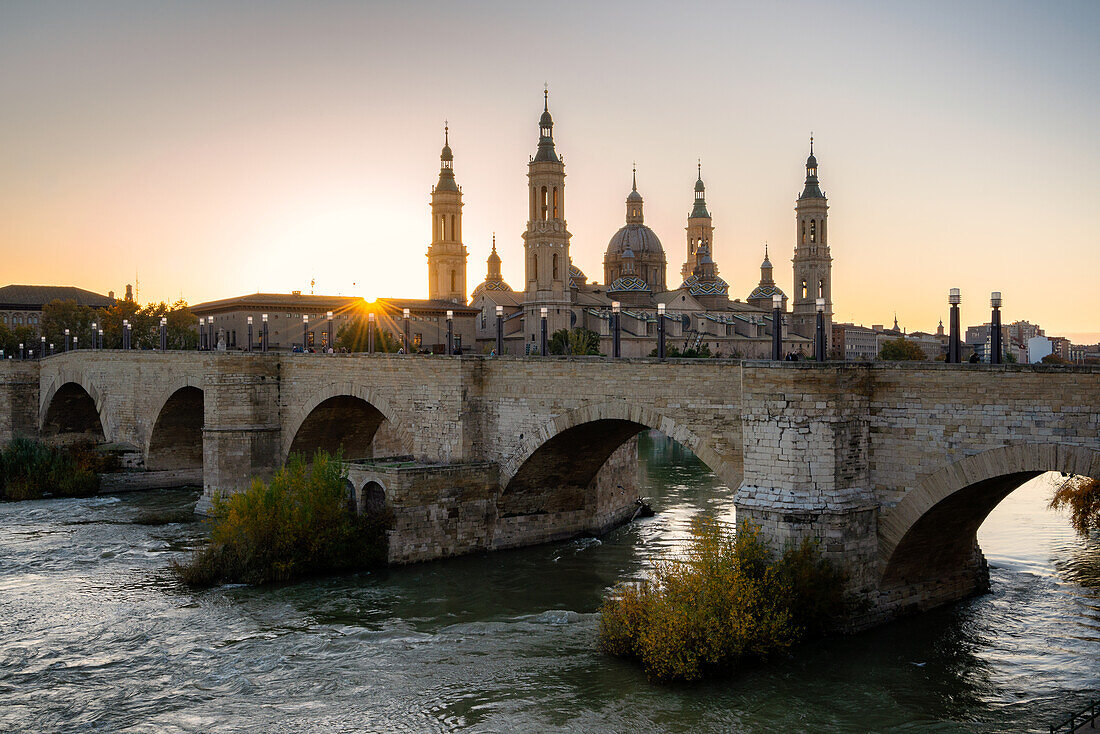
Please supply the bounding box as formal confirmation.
[1,434,1098,733]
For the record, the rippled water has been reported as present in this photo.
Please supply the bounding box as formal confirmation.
[1,435,1098,733]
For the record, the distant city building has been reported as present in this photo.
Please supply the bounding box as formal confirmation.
[1028,336,1053,363]
[0,284,115,336]
[190,292,476,352]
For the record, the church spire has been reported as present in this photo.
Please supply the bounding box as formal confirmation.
[487,233,502,280]
[534,86,558,163]
[690,159,710,219]
[800,134,824,199]
[436,121,458,192]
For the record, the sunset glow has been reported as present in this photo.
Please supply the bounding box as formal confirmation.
[1,1,1097,338]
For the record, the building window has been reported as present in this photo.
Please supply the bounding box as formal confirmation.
[801,221,806,243]
[450,214,455,240]
[450,270,456,292]
[810,219,817,243]
[541,186,548,220]
[801,280,808,299]
[552,253,559,280]
[818,280,825,298]
[553,187,559,218]
[413,333,423,350]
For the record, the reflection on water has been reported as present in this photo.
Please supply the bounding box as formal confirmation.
[0,433,1097,732]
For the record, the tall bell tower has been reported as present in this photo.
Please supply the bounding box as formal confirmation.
[681,162,715,283]
[790,137,833,343]
[522,89,571,340]
[427,124,468,304]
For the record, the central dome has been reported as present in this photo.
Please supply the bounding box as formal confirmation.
[606,222,663,257]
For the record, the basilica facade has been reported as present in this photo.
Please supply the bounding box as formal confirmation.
[430,92,832,357]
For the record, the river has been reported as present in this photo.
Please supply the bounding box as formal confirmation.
[1,433,1098,733]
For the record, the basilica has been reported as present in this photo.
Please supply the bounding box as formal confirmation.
[427,92,832,357]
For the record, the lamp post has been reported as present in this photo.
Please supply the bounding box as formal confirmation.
[495,305,504,356]
[208,318,215,351]
[246,316,253,352]
[948,288,961,364]
[772,294,783,361]
[159,317,167,351]
[18,343,24,360]
[40,336,46,358]
[657,303,666,359]
[612,301,621,358]
[198,318,205,350]
[64,328,71,352]
[302,314,309,351]
[123,320,131,350]
[261,314,268,353]
[402,308,410,354]
[446,310,454,356]
[326,311,334,353]
[49,343,55,356]
[990,292,1002,365]
[97,330,103,351]
[72,336,78,351]
[814,298,827,362]
[539,307,548,356]
[367,312,375,354]
[91,322,97,350]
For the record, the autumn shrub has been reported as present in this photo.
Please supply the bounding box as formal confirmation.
[0,437,101,500]
[598,517,846,683]
[1050,475,1100,536]
[174,450,391,587]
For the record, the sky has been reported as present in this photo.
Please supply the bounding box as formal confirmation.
[1,1,1097,340]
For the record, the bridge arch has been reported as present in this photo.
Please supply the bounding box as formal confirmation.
[281,384,413,463]
[146,384,205,472]
[878,443,1100,589]
[40,377,113,444]
[499,401,734,515]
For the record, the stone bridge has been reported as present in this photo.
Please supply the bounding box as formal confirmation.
[0,352,1097,628]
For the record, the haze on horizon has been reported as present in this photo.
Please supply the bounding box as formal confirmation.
[1,1,1097,340]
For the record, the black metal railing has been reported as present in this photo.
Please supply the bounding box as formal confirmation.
[1051,699,1098,733]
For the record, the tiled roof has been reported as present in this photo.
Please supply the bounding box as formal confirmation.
[192,293,362,314]
[0,284,113,309]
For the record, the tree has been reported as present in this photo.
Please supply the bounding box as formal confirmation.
[878,337,926,361]
[41,299,98,346]
[1050,476,1100,536]
[336,317,400,353]
[0,325,38,356]
[549,328,601,355]
[1041,353,1067,365]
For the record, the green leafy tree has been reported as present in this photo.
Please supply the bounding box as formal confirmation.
[336,317,400,352]
[98,298,143,349]
[41,299,99,346]
[0,325,39,356]
[549,327,601,355]
[878,337,926,361]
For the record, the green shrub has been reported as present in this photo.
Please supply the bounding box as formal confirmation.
[174,450,391,587]
[598,517,846,683]
[0,437,101,500]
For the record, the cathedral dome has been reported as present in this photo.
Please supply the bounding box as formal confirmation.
[606,223,663,258]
